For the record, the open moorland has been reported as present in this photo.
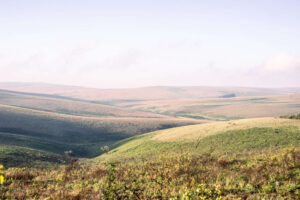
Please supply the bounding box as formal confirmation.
[0,84,299,199]
[112,94,300,121]
[1,117,299,199]
[1,83,300,121]
[94,117,300,162]
[1,82,300,102]
[0,89,200,167]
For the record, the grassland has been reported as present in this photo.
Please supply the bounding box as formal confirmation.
[152,117,300,141]
[94,118,300,163]
[0,145,67,168]
[114,95,300,121]
[1,83,300,121]
[0,90,200,167]
[1,148,299,199]
[1,117,299,199]
[0,104,197,166]
[0,84,300,198]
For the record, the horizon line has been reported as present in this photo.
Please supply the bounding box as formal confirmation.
[0,81,300,90]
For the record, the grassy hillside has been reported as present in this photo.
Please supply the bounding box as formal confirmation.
[152,117,300,141]
[0,145,67,168]
[1,84,299,198]
[94,118,300,162]
[2,118,299,199]
[0,102,199,167]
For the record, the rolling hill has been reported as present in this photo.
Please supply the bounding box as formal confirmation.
[1,84,300,168]
[2,105,300,199]
[0,89,163,118]
[2,117,299,199]
[114,95,300,120]
[0,90,201,167]
[94,117,300,163]
[1,82,300,102]
[1,82,300,122]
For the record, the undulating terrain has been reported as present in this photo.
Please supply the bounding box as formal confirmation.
[0,89,200,167]
[1,82,300,121]
[0,83,299,199]
[1,82,300,101]
[94,117,300,162]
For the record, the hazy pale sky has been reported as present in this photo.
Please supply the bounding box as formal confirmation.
[1,0,300,88]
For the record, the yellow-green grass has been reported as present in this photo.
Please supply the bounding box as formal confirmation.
[0,103,199,166]
[2,148,299,199]
[153,117,300,142]
[93,117,300,163]
[2,115,300,198]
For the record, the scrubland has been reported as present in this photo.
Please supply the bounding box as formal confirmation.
[1,148,299,199]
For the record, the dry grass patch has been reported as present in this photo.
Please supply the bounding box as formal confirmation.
[152,117,300,142]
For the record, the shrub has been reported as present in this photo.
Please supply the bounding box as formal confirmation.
[1,149,299,199]
[101,146,110,153]
[280,114,300,119]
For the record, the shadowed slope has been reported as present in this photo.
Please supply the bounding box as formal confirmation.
[0,102,199,167]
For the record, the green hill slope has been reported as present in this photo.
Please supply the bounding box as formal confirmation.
[0,101,198,166]
[2,117,300,199]
[94,117,300,163]
[0,145,67,168]
[0,92,200,167]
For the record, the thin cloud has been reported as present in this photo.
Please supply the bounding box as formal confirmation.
[263,52,300,72]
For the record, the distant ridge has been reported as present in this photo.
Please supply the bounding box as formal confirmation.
[0,82,299,102]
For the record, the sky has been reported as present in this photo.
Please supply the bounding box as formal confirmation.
[0,0,300,88]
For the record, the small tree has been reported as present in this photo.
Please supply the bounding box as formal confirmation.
[101,146,110,153]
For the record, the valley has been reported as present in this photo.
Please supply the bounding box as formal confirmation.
[0,83,299,199]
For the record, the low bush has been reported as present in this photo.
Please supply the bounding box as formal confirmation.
[280,114,300,119]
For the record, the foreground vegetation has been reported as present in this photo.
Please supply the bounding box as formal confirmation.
[0,112,299,199]
[0,148,299,199]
